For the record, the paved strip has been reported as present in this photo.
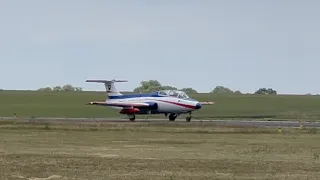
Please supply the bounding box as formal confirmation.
[1,117,319,128]
[197,119,320,128]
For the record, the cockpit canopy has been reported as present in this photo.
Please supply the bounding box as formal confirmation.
[157,90,189,99]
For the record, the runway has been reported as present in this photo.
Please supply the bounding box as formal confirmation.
[1,117,320,128]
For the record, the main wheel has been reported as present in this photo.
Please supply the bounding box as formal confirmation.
[169,113,177,121]
[186,116,191,122]
[129,115,136,121]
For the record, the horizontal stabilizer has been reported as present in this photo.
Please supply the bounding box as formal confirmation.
[85,79,127,97]
[86,79,128,83]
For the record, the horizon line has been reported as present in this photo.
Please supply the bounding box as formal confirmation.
[0,89,318,96]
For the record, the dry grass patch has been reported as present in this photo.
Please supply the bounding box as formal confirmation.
[0,122,319,179]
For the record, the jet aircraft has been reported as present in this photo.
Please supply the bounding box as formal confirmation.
[85,79,214,122]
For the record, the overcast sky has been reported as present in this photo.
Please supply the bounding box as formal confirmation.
[1,0,319,94]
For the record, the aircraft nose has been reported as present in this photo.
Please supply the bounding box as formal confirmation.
[195,102,201,109]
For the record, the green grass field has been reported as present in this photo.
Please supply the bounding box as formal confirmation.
[1,90,320,120]
[0,121,319,179]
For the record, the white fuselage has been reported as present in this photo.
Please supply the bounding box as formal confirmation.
[108,96,199,113]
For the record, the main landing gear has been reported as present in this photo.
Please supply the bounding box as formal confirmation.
[168,113,177,121]
[128,114,135,121]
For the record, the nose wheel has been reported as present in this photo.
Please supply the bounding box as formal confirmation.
[186,112,192,122]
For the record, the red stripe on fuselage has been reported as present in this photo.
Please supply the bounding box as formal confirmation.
[157,100,196,109]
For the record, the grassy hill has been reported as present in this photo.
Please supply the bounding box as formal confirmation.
[1,90,320,120]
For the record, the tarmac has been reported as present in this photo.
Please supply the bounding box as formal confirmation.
[1,117,320,128]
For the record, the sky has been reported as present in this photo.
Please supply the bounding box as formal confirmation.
[1,0,320,94]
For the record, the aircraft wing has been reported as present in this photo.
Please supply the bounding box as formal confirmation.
[87,101,151,107]
[199,101,215,105]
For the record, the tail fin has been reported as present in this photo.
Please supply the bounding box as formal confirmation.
[85,79,127,98]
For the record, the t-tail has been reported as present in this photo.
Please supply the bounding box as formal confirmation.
[85,79,127,98]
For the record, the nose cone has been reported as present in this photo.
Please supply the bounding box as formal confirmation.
[195,102,201,109]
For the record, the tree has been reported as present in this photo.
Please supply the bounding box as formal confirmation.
[133,80,173,92]
[254,88,277,95]
[37,87,52,91]
[210,86,234,94]
[161,85,177,90]
[74,87,82,91]
[234,90,242,95]
[37,84,83,92]
[52,86,62,91]
[62,84,75,91]
[133,80,200,93]
[180,87,198,94]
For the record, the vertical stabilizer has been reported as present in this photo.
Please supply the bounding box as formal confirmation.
[85,79,127,98]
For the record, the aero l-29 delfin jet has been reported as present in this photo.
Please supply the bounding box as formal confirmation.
[85,79,214,122]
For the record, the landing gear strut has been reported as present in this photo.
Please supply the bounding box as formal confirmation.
[168,113,177,121]
[128,114,135,121]
[186,112,192,122]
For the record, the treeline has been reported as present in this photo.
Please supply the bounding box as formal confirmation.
[133,80,277,95]
[37,85,82,92]
[133,80,198,94]
[35,80,277,95]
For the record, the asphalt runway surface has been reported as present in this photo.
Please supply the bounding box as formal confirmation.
[1,117,320,128]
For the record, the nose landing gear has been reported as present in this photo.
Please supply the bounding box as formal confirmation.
[186,111,192,122]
